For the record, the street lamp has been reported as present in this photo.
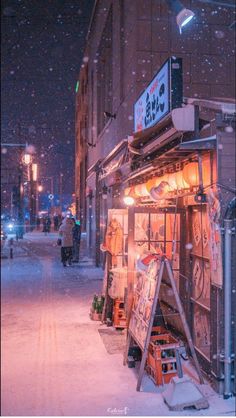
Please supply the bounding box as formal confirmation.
[19,151,38,230]
[22,153,32,166]
[1,142,33,228]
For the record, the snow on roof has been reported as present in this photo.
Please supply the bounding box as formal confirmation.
[186,97,236,115]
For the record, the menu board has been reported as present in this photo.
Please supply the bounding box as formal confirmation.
[129,259,160,350]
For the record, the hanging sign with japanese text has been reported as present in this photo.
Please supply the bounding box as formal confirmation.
[134,57,183,133]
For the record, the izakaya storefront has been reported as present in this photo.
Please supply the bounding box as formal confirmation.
[122,109,235,395]
[123,143,221,385]
[97,57,235,395]
[100,123,234,395]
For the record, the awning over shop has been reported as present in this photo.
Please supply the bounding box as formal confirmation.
[130,113,173,149]
[98,139,129,185]
[129,104,196,153]
[179,135,216,150]
[125,135,215,190]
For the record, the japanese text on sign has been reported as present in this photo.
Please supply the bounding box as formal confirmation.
[134,61,169,132]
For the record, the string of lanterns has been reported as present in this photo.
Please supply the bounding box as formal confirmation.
[123,160,211,205]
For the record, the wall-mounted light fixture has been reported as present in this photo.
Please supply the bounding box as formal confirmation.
[167,0,195,33]
[167,0,235,33]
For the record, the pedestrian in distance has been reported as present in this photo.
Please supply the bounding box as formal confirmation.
[71,218,81,263]
[42,217,47,235]
[46,216,51,234]
[58,217,74,267]
[42,216,51,235]
[36,217,41,231]
[53,215,59,231]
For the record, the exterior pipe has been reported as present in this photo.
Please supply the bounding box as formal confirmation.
[223,218,233,398]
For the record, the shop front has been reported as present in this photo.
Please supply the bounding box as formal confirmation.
[119,97,235,395]
[97,105,235,395]
[91,57,235,395]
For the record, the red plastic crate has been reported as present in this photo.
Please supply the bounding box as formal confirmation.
[146,327,180,386]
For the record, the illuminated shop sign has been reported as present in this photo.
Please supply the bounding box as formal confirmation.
[134,57,183,133]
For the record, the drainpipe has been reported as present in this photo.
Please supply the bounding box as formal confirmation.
[223,197,235,399]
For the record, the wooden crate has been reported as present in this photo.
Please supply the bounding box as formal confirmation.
[151,325,171,336]
[113,299,127,328]
[146,328,180,386]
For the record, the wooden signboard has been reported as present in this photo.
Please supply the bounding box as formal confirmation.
[128,258,162,351]
[124,256,204,391]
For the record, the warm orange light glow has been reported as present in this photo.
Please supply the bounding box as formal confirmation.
[165,173,177,190]
[149,181,171,201]
[183,162,199,186]
[146,178,159,193]
[22,154,32,165]
[32,163,38,181]
[124,187,132,196]
[183,159,211,187]
[175,170,189,189]
[134,183,149,197]
[38,185,43,192]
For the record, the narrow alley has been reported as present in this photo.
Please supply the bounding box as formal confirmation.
[1,232,234,416]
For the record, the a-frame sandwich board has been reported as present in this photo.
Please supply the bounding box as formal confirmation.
[124,256,204,391]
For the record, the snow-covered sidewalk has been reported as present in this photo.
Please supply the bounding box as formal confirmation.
[1,232,235,416]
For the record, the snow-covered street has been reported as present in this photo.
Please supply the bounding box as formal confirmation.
[1,232,235,416]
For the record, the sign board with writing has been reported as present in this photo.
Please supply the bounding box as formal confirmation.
[124,257,204,391]
[129,259,161,350]
[134,57,183,133]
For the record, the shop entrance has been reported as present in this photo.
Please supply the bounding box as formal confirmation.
[126,206,185,318]
[129,207,182,290]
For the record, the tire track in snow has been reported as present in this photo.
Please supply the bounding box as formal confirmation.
[33,257,64,415]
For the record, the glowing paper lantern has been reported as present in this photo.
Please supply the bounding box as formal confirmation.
[202,159,211,186]
[183,162,199,186]
[146,178,160,193]
[165,173,177,190]
[149,181,170,201]
[134,183,149,197]
[183,160,211,187]
[175,170,189,189]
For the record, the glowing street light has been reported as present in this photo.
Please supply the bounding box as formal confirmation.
[22,153,32,165]
[32,163,38,181]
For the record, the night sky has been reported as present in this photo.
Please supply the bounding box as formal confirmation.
[1,0,94,195]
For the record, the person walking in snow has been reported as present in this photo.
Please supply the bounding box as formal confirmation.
[71,218,81,263]
[43,216,51,235]
[58,217,74,267]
